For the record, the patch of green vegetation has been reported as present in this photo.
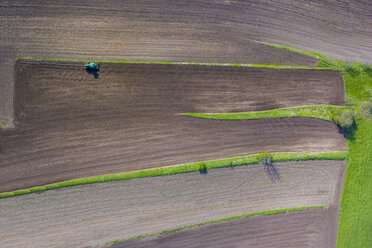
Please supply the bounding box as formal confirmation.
[182,105,349,121]
[197,162,207,173]
[106,205,325,244]
[360,101,372,120]
[263,42,323,58]
[336,64,372,248]
[18,57,321,70]
[333,109,355,130]
[257,152,273,165]
[0,151,346,199]
[264,42,347,71]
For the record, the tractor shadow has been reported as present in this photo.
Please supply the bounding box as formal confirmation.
[86,68,99,79]
[264,163,280,182]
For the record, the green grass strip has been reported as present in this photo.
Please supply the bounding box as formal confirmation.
[106,205,325,244]
[0,151,347,199]
[263,42,323,59]
[182,105,348,121]
[263,42,348,71]
[18,56,323,70]
[336,65,372,248]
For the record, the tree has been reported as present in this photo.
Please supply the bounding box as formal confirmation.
[333,110,355,130]
[338,110,355,129]
[197,162,207,174]
[257,152,272,166]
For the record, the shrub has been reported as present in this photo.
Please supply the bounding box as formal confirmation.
[257,153,272,165]
[360,102,372,120]
[197,162,207,173]
[333,110,355,130]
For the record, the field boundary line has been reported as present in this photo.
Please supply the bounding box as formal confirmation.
[17,57,330,70]
[0,152,347,199]
[105,206,325,244]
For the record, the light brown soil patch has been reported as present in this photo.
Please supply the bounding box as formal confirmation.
[0,160,345,248]
[0,61,346,192]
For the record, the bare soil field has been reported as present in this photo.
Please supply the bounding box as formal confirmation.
[0,61,346,192]
[109,208,339,248]
[0,160,345,248]
[2,0,371,126]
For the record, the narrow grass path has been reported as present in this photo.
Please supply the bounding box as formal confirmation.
[182,105,348,121]
[19,57,318,69]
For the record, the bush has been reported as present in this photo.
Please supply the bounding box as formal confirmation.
[197,162,207,173]
[360,102,372,120]
[333,110,355,129]
[257,153,272,165]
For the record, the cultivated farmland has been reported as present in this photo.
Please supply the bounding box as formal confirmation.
[108,208,339,248]
[1,0,372,127]
[1,1,370,247]
[0,160,345,248]
[0,61,346,192]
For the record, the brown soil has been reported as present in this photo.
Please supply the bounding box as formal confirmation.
[0,61,346,192]
[0,160,345,248]
[109,208,339,248]
[3,0,372,127]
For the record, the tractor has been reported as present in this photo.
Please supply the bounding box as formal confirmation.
[84,62,99,70]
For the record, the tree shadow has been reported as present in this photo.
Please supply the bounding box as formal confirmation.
[337,122,357,142]
[264,163,280,182]
[86,68,99,79]
[199,166,207,174]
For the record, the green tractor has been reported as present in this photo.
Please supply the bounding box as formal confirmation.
[84,62,99,70]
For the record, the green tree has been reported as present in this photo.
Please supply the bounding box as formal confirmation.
[197,162,207,173]
[338,110,355,129]
[257,153,272,165]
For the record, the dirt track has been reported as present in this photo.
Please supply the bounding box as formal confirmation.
[0,160,345,248]
[1,0,371,127]
[0,61,346,192]
[109,208,338,248]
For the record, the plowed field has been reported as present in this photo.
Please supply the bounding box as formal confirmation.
[0,160,345,248]
[2,0,371,126]
[0,61,346,192]
[109,208,339,248]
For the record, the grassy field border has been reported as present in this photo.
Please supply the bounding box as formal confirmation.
[182,105,348,121]
[335,63,372,248]
[263,42,347,71]
[0,151,347,199]
[18,56,322,70]
[106,205,325,244]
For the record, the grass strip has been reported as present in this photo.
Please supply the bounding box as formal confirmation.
[106,205,325,244]
[182,105,348,121]
[0,151,346,199]
[18,57,323,70]
[336,63,372,248]
[263,42,361,71]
